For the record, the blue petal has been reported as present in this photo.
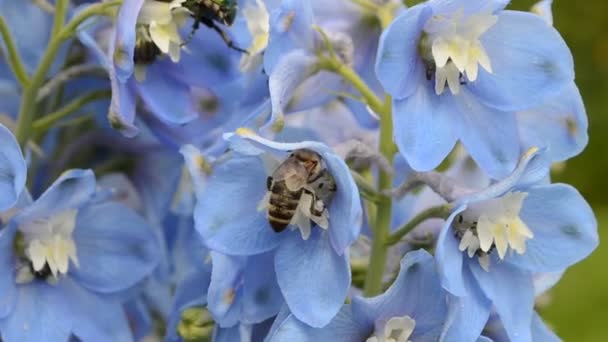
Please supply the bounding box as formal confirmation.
[453,89,519,179]
[71,202,159,293]
[441,268,492,342]
[507,184,598,273]
[352,250,446,340]
[241,252,283,324]
[0,224,17,318]
[207,252,246,327]
[429,0,508,15]
[113,0,144,81]
[14,169,96,224]
[137,64,198,125]
[517,83,588,162]
[275,230,350,328]
[193,156,284,255]
[213,325,247,342]
[375,4,431,99]
[470,261,535,342]
[0,123,26,211]
[435,206,467,296]
[268,50,318,125]
[180,145,209,199]
[266,306,368,342]
[58,278,132,342]
[0,282,71,341]
[108,68,139,137]
[392,81,458,172]
[228,133,362,254]
[459,147,546,205]
[470,11,574,112]
[531,312,560,342]
[264,0,315,74]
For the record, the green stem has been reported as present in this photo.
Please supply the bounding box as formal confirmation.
[385,204,453,246]
[14,0,121,146]
[363,98,394,297]
[33,90,111,132]
[0,16,30,87]
[51,0,69,38]
[351,170,385,204]
[318,57,387,118]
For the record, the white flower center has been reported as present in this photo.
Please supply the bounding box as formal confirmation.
[240,0,270,72]
[20,210,79,278]
[367,315,416,342]
[137,0,190,63]
[455,192,534,271]
[422,9,496,95]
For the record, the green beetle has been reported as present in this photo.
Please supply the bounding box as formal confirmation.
[182,0,247,53]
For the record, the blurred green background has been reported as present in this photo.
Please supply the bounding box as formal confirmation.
[509,1,608,340]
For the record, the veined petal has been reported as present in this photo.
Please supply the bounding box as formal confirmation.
[207,252,245,327]
[375,4,431,99]
[507,184,598,272]
[57,278,132,342]
[268,50,318,127]
[137,63,198,125]
[469,11,574,112]
[470,261,535,342]
[0,224,17,318]
[266,307,368,341]
[275,230,350,328]
[392,80,458,172]
[70,202,159,293]
[15,169,96,226]
[241,252,284,324]
[453,88,519,179]
[194,155,284,255]
[517,83,588,162]
[436,206,468,296]
[352,250,446,341]
[264,0,315,74]
[440,267,492,342]
[0,282,71,341]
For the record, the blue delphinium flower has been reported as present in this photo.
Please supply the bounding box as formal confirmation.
[186,128,362,327]
[0,161,159,340]
[435,148,598,341]
[108,0,242,136]
[375,0,579,177]
[181,144,284,328]
[263,0,355,128]
[0,173,159,340]
[266,249,447,341]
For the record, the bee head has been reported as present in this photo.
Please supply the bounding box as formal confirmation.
[292,149,322,174]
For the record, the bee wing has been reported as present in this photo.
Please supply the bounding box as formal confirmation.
[271,158,308,191]
[282,169,308,191]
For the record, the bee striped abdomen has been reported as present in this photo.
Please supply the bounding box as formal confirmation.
[267,181,302,232]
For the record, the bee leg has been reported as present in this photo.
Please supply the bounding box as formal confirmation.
[181,18,201,47]
[303,189,324,217]
[266,176,273,190]
[199,17,249,54]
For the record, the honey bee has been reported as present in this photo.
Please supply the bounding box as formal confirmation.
[265,149,337,233]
